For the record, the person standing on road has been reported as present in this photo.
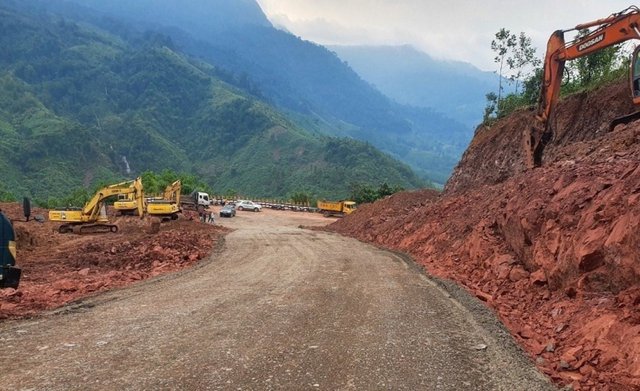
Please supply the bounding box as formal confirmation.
[208,211,215,224]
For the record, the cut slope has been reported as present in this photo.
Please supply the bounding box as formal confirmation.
[446,79,636,195]
[329,80,640,390]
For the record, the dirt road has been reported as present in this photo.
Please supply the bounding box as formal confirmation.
[0,210,554,390]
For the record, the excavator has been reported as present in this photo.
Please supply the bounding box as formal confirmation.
[49,177,144,234]
[528,5,640,168]
[146,179,181,220]
[114,193,141,216]
[0,210,20,288]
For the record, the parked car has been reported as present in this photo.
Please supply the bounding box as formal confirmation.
[219,205,236,218]
[235,200,262,212]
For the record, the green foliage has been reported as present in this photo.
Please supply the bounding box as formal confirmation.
[567,30,621,87]
[484,27,627,122]
[290,191,311,204]
[141,170,213,196]
[0,3,426,203]
[491,28,517,105]
[487,29,540,121]
[35,187,91,209]
[349,182,405,205]
[483,92,498,123]
[507,32,542,94]
[0,185,17,202]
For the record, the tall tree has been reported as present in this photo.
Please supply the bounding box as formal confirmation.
[507,32,541,94]
[491,28,517,108]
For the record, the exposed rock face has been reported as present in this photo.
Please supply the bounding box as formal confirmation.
[329,79,640,390]
[446,79,637,194]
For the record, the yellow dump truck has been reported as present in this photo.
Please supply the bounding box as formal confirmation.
[317,200,356,217]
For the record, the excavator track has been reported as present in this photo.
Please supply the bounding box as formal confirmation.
[59,224,118,235]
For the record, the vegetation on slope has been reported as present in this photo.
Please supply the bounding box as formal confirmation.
[0,3,426,202]
[35,0,468,185]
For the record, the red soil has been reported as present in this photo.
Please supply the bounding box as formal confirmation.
[0,204,227,319]
[329,80,640,390]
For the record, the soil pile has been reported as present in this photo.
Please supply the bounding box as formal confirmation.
[0,204,227,319]
[330,80,640,390]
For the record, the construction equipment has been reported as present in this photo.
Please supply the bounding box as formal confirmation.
[0,210,20,289]
[114,193,141,216]
[317,200,356,217]
[146,180,181,219]
[180,190,212,213]
[49,177,144,234]
[529,5,640,168]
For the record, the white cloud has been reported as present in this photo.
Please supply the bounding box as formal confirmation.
[256,0,635,71]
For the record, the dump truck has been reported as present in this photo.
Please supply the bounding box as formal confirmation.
[317,200,356,217]
[180,190,212,213]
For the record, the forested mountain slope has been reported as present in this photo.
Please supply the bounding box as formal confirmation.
[0,2,424,200]
[44,0,468,185]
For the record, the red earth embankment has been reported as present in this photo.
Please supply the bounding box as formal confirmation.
[0,203,227,319]
[329,79,640,390]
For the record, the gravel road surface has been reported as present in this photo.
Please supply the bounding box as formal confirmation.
[0,210,555,390]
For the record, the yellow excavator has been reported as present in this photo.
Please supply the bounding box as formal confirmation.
[528,6,640,167]
[49,177,144,234]
[114,193,141,216]
[146,179,181,220]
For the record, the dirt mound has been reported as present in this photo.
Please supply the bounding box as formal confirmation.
[330,80,640,390]
[0,204,227,319]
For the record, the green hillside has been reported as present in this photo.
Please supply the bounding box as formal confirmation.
[0,4,426,201]
[25,0,467,186]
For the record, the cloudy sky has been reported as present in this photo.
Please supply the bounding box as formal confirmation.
[256,0,634,71]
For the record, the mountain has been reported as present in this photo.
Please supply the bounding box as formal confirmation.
[328,45,499,129]
[44,0,470,185]
[0,2,425,201]
[80,0,271,33]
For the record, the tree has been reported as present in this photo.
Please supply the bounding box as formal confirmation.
[483,92,498,123]
[290,191,311,205]
[507,32,541,94]
[491,28,517,107]
[349,183,404,204]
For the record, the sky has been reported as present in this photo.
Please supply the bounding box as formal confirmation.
[256,0,635,71]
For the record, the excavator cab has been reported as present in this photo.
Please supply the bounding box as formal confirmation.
[631,46,640,103]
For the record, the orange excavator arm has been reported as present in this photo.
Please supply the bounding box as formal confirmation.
[529,6,640,167]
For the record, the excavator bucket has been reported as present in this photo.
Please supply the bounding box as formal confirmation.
[609,110,640,131]
[524,121,551,168]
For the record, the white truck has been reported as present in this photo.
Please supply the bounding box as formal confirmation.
[180,191,212,213]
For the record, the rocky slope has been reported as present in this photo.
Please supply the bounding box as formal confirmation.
[329,79,640,390]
